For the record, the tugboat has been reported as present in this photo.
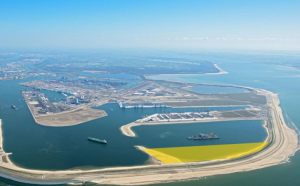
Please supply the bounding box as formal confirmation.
[11,105,17,110]
[87,137,107,144]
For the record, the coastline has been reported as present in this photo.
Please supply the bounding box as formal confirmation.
[144,63,228,80]
[0,88,298,185]
[213,63,228,74]
[135,146,163,165]
[0,120,2,154]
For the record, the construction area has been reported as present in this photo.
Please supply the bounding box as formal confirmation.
[21,90,107,126]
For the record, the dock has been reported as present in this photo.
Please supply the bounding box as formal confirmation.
[118,101,168,108]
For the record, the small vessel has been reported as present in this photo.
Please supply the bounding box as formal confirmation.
[11,105,17,110]
[88,137,107,144]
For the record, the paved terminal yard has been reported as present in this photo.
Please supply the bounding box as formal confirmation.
[149,112,214,122]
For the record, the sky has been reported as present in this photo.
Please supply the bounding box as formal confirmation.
[0,0,299,51]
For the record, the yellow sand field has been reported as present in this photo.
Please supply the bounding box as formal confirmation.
[143,142,268,164]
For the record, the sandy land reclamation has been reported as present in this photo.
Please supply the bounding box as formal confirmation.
[24,96,108,127]
[143,142,268,164]
[34,107,107,127]
[0,89,298,185]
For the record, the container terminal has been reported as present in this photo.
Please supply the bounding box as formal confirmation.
[136,110,214,123]
[118,101,168,108]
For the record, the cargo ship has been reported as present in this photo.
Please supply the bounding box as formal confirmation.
[187,133,219,140]
[11,105,17,110]
[88,137,107,144]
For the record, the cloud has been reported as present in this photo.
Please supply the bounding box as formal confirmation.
[129,37,299,42]
[193,37,207,40]
[235,37,300,41]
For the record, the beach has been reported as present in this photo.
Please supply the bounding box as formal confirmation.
[213,64,228,74]
[145,63,228,80]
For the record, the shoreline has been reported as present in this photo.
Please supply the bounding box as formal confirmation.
[0,88,298,185]
[213,63,228,74]
[144,63,228,80]
[135,146,163,165]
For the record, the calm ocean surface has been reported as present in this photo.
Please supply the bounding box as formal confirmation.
[0,54,300,185]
